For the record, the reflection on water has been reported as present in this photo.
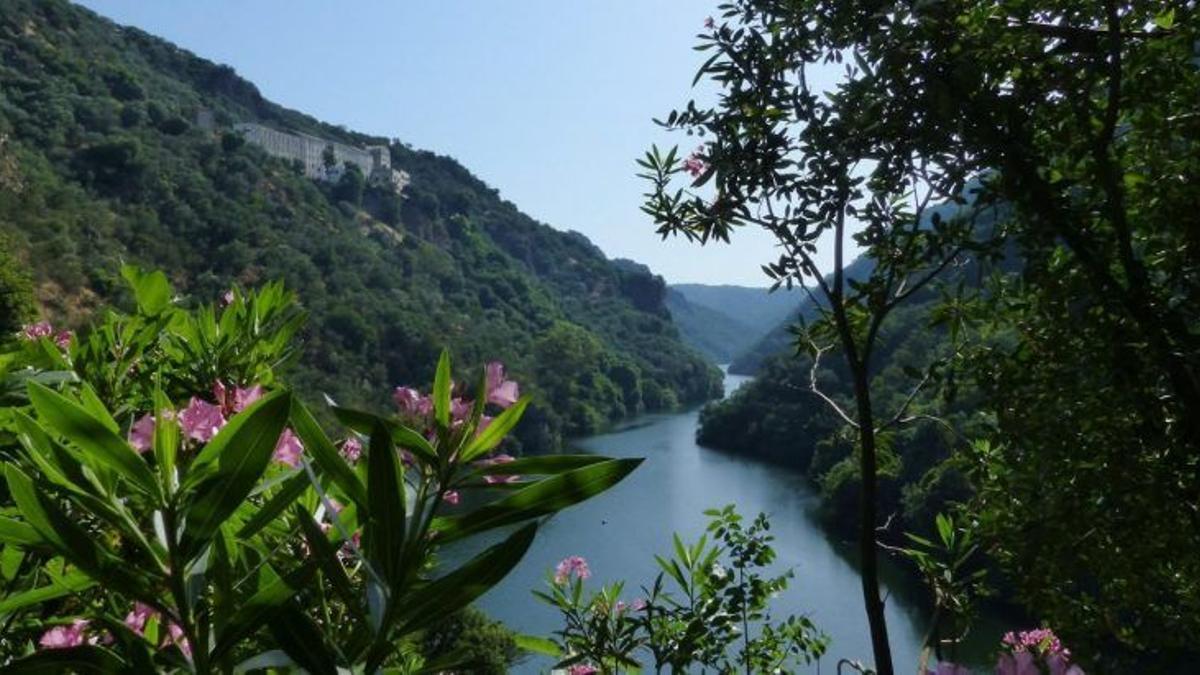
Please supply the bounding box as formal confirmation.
[473,370,1004,672]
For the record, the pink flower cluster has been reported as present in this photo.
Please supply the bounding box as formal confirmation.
[683,150,708,178]
[554,555,591,585]
[568,665,599,675]
[127,381,302,467]
[19,321,72,350]
[930,628,1084,675]
[340,436,362,464]
[124,602,191,657]
[393,361,522,482]
[38,619,97,649]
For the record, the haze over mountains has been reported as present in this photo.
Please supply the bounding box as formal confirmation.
[664,283,799,363]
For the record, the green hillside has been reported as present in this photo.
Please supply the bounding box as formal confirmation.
[662,287,753,363]
[0,0,722,449]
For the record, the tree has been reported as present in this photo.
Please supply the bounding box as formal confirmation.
[640,8,994,671]
[645,0,1198,668]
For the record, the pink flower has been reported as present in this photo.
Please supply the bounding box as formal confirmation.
[568,664,599,675]
[178,397,226,443]
[213,381,264,415]
[450,397,472,422]
[54,330,72,350]
[554,555,591,585]
[220,290,235,307]
[997,628,1083,675]
[232,385,263,412]
[166,622,191,657]
[704,16,715,29]
[683,152,707,177]
[128,413,156,453]
[340,437,362,463]
[124,602,156,636]
[20,321,53,341]
[393,386,424,414]
[632,598,648,611]
[442,490,460,505]
[273,428,304,467]
[485,362,520,408]
[39,619,90,649]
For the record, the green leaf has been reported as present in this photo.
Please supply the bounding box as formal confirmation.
[0,645,127,673]
[433,349,452,428]
[210,561,318,662]
[182,391,291,554]
[236,472,310,539]
[388,524,536,648]
[26,381,159,500]
[331,406,437,466]
[4,465,157,602]
[365,422,406,583]
[0,569,96,614]
[290,399,367,508]
[461,396,529,462]
[433,458,642,543]
[0,516,41,547]
[514,634,562,658]
[296,505,365,625]
[267,605,339,675]
[462,454,608,480]
[120,265,172,316]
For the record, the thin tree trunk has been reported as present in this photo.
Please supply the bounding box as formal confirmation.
[852,366,893,675]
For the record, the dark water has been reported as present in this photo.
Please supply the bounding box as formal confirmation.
[475,371,1004,672]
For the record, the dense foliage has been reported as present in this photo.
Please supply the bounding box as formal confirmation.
[0,268,640,672]
[668,0,1199,671]
[0,0,721,451]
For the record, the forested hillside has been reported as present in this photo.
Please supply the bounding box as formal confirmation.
[0,0,721,448]
[662,288,752,362]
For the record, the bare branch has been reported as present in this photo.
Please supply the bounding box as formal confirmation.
[806,339,859,429]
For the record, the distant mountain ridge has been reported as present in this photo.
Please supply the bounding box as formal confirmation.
[666,283,799,364]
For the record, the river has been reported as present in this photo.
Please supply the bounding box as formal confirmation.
[475,370,1006,673]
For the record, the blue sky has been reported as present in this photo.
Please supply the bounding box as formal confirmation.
[77,0,805,286]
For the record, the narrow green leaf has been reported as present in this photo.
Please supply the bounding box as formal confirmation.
[26,381,159,500]
[365,423,406,583]
[0,516,41,547]
[0,645,126,673]
[210,561,318,661]
[182,391,291,554]
[0,570,96,614]
[433,349,452,428]
[432,458,642,543]
[296,505,365,625]
[267,605,339,675]
[461,396,529,462]
[514,634,563,658]
[462,454,608,480]
[236,472,310,539]
[290,399,367,508]
[331,407,437,466]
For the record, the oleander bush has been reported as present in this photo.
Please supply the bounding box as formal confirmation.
[0,266,640,673]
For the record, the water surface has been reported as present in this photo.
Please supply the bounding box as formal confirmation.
[476,371,1002,672]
